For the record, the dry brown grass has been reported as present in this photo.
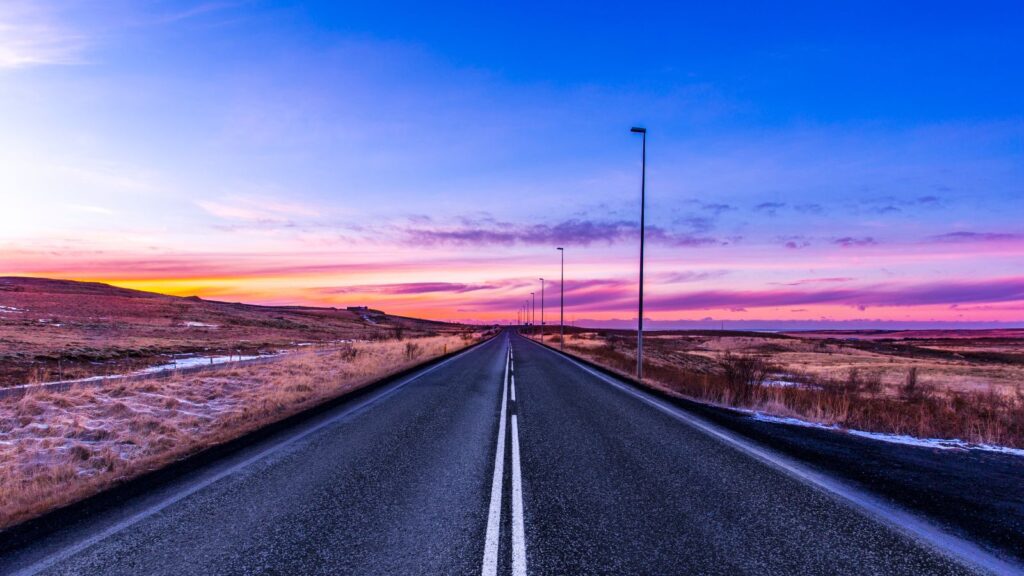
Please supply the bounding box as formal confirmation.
[0,277,470,386]
[537,331,1024,449]
[0,333,489,530]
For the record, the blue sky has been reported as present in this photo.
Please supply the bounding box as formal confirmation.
[1,1,1023,325]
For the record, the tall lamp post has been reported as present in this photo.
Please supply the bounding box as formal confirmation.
[631,126,647,381]
[557,247,564,350]
[530,292,535,335]
[539,278,545,341]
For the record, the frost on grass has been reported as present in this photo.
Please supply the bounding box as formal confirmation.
[0,333,487,530]
[8,353,278,395]
[550,331,1024,452]
[750,412,1024,457]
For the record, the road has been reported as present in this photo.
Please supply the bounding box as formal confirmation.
[0,330,1017,575]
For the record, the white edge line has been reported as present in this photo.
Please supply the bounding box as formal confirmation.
[12,341,492,576]
[481,345,510,576]
[521,336,1023,576]
[510,414,527,576]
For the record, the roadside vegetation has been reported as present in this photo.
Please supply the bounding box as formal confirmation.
[0,332,490,531]
[535,330,1024,450]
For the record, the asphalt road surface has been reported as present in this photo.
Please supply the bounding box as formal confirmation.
[1,330,1019,576]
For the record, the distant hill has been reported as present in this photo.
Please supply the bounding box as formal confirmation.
[0,276,466,385]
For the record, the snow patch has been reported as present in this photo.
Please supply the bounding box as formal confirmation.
[0,305,24,313]
[757,374,818,389]
[750,412,838,430]
[182,321,219,328]
[846,429,1024,457]
[138,354,269,374]
[748,412,1024,457]
[12,352,283,390]
[760,379,814,389]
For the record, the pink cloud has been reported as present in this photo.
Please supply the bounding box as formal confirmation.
[644,277,1024,311]
[315,281,511,295]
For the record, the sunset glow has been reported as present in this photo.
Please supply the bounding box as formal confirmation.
[2,2,1022,327]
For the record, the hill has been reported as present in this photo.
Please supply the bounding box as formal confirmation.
[0,277,467,386]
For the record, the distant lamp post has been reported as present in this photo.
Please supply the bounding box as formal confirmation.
[631,126,647,381]
[539,278,545,341]
[557,247,564,350]
[530,292,535,333]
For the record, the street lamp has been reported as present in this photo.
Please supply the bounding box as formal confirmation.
[631,126,647,381]
[539,278,545,342]
[530,292,535,334]
[557,247,564,350]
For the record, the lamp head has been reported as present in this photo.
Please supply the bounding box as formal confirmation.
[630,127,646,134]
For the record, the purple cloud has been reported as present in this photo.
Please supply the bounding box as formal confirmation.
[780,235,811,249]
[794,203,824,214]
[644,277,1024,311]
[403,218,719,247]
[833,236,878,247]
[754,202,786,216]
[778,277,855,286]
[930,231,1022,243]
[700,203,736,216]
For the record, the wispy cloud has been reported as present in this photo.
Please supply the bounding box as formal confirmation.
[859,195,945,215]
[780,235,811,250]
[833,236,878,248]
[0,1,87,69]
[401,217,721,248]
[151,2,242,25]
[658,270,729,284]
[777,277,854,286]
[794,203,824,214]
[316,282,503,295]
[700,203,736,216]
[644,277,1024,312]
[64,203,114,215]
[197,196,320,223]
[930,231,1022,243]
[754,201,786,216]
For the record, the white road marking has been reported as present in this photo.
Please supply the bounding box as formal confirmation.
[511,374,516,402]
[11,341,493,576]
[481,345,510,576]
[521,336,1024,576]
[511,414,527,576]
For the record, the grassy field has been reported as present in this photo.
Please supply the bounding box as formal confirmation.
[533,328,1024,449]
[0,277,459,386]
[0,332,490,530]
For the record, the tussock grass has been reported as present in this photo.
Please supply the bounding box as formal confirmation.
[0,333,487,530]
[544,332,1024,449]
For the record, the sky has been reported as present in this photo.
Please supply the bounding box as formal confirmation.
[1,1,1023,327]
